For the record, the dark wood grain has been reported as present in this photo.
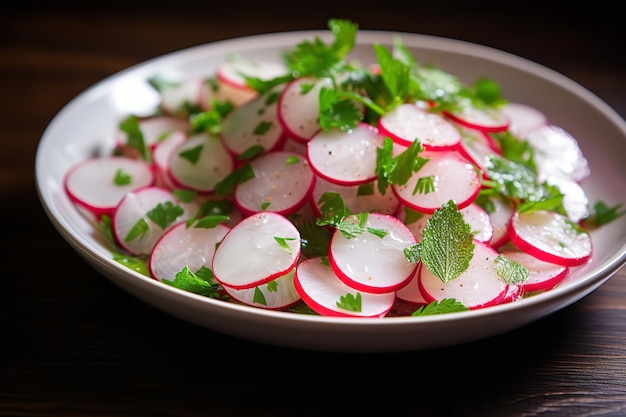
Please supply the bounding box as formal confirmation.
[1,3,625,416]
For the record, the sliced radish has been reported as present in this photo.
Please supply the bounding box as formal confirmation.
[543,174,590,223]
[311,177,400,217]
[307,122,384,185]
[499,102,547,137]
[149,221,230,282]
[278,76,332,143]
[234,150,315,216]
[482,195,516,248]
[419,239,509,309]
[160,75,212,115]
[328,212,418,294]
[392,150,481,214]
[507,209,592,266]
[443,106,509,133]
[222,267,301,310]
[500,246,569,293]
[522,124,590,182]
[396,203,493,243]
[378,103,461,150]
[168,132,234,193]
[112,186,199,255]
[395,264,428,305]
[294,257,396,318]
[152,131,187,190]
[220,85,286,157]
[138,115,191,149]
[456,126,500,178]
[64,156,155,218]
[216,56,287,107]
[212,212,301,289]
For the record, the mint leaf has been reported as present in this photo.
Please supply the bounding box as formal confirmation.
[420,200,475,283]
[412,298,469,316]
[494,254,529,285]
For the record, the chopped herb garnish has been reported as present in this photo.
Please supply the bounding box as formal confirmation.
[113,169,132,186]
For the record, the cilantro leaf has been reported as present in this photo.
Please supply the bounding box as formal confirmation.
[420,200,475,283]
[376,137,428,194]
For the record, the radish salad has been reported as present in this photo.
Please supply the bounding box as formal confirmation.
[64,19,624,318]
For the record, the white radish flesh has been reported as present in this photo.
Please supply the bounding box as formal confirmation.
[378,103,461,150]
[223,267,301,310]
[64,156,155,218]
[484,195,516,248]
[137,115,190,149]
[328,213,418,294]
[395,264,428,305]
[149,221,230,282]
[419,239,509,309]
[220,85,286,156]
[500,247,569,293]
[152,131,187,190]
[167,132,234,193]
[443,106,509,133]
[392,150,481,213]
[456,126,500,179]
[212,212,301,289]
[294,257,396,318]
[499,102,547,137]
[508,210,592,266]
[306,122,384,185]
[278,76,332,143]
[311,177,400,217]
[234,151,315,216]
[112,186,199,256]
[160,76,211,115]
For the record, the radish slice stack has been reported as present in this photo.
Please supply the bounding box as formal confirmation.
[61,40,604,319]
[64,156,155,218]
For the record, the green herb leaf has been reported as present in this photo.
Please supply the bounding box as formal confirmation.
[112,251,150,277]
[124,218,149,242]
[214,163,255,196]
[113,169,132,186]
[119,115,150,162]
[494,254,529,285]
[412,298,469,316]
[162,265,222,298]
[146,201,184,230]
[420,200,475,283]
[274,236,297,255]
[336,292,362,312]
[178,145,203,164]
[253,287,267,305]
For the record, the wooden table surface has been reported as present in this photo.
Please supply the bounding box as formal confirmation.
[2,2,625,416]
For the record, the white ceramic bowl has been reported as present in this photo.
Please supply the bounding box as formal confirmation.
[36,30,626,352]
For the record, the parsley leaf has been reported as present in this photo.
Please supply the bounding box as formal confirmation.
[113,169,132,186]
[162,265,223,298]
[146,201,184,230]
[336,292,362,312]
